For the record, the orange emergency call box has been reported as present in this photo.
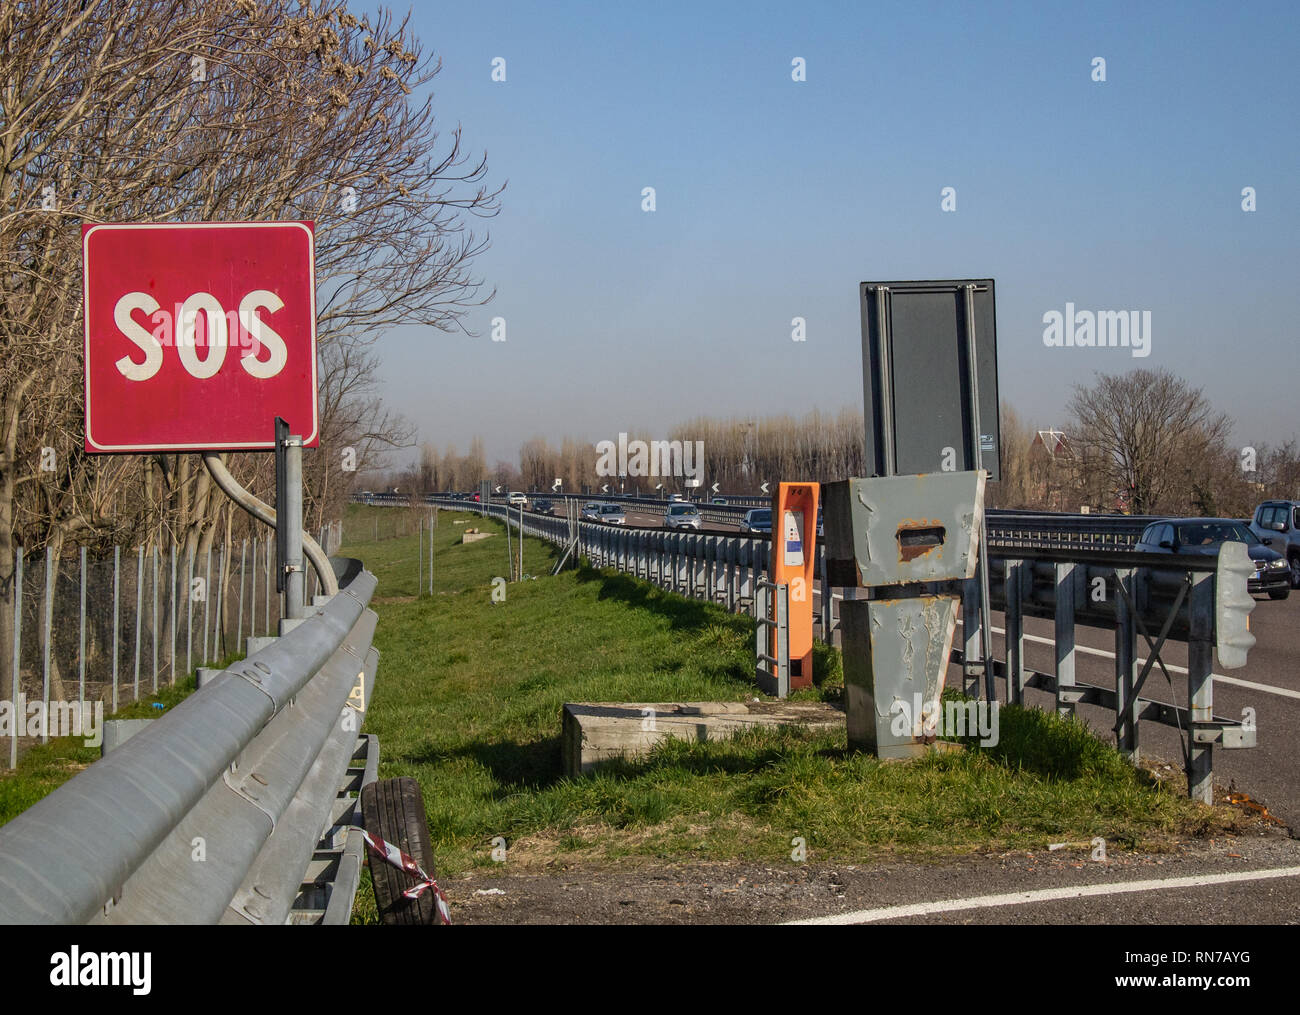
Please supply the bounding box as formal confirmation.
[770,481,819,690]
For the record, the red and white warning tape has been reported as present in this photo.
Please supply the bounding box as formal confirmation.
[361,828,452,925]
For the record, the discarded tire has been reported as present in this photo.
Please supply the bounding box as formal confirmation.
[361,777,441,925]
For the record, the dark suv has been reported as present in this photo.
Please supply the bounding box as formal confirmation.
[1135,518,1289,600]
[1248,501,1300,589]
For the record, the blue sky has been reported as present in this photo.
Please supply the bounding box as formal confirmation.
[376,0,1299,464]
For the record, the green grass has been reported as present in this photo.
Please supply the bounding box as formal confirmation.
[346,506,1239,892]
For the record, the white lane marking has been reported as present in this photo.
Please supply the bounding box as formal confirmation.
[786,865,1300,925]
[956,621,1300,702]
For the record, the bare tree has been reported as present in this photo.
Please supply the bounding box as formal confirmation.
[0,0,500,696]
[1066,369,1233,515]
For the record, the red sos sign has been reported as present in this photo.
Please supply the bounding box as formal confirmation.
[83,221,318,452]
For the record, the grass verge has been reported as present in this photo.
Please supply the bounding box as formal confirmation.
[346,506,1245,908]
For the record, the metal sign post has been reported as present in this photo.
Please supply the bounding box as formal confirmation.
[963,283,997,703]
[275,416,305,621]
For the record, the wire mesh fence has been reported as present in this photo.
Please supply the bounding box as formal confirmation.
[4,518,342,768]
[356,506,426,544]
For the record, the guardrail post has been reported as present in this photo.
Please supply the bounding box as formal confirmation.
[776,582,789,695]
[1113,567,1139,760]
[1004,559,1025,704]
[962,578,980,697]
[1054,562,1076,717]
[1187,571,1215,804]
[819,547,832,644]
[727,541,737,613]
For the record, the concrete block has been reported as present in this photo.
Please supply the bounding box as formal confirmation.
[102,718,156,756]
[196,667,223,689]
[562,700,843,778]
[462,529,495,544]
[246,636,277,656]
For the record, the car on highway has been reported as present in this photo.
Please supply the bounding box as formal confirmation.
[471,491,480,502]
[711,497,729,505]
[581,501,602,521]
[507,491,528,508]
[664,503,702,530]
[598,503,626,525]
[531,498,553,514]
[1134,517,1289,599]
[740,508,772,534]
[1248,500,1300,589]
[668,493,685,503]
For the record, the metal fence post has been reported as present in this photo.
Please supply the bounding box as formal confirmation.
[151,545,160,694]
[215,544,226,662]
[264,539,271,634]
[112,544,121,714]
[9,547,21,769]
[237,539,247,655]
[42,545,53,743]
[79,546,87,708]
[202,547,212,663]
[1054,562,1076,717]
[169,543,177,686]
[418,516,423,595]
[134,545,144,701]
[185,548,194,682]
[249,536,257,640]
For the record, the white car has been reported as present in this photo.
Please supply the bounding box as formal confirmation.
[664,503,701,530]
[668,493,685,503]
[507,491,528,508]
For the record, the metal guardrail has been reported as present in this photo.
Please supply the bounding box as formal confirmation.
[364,492,1159,552]
[953,544,1257,802]
[0,557,380,925]
[430,495,779,616]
